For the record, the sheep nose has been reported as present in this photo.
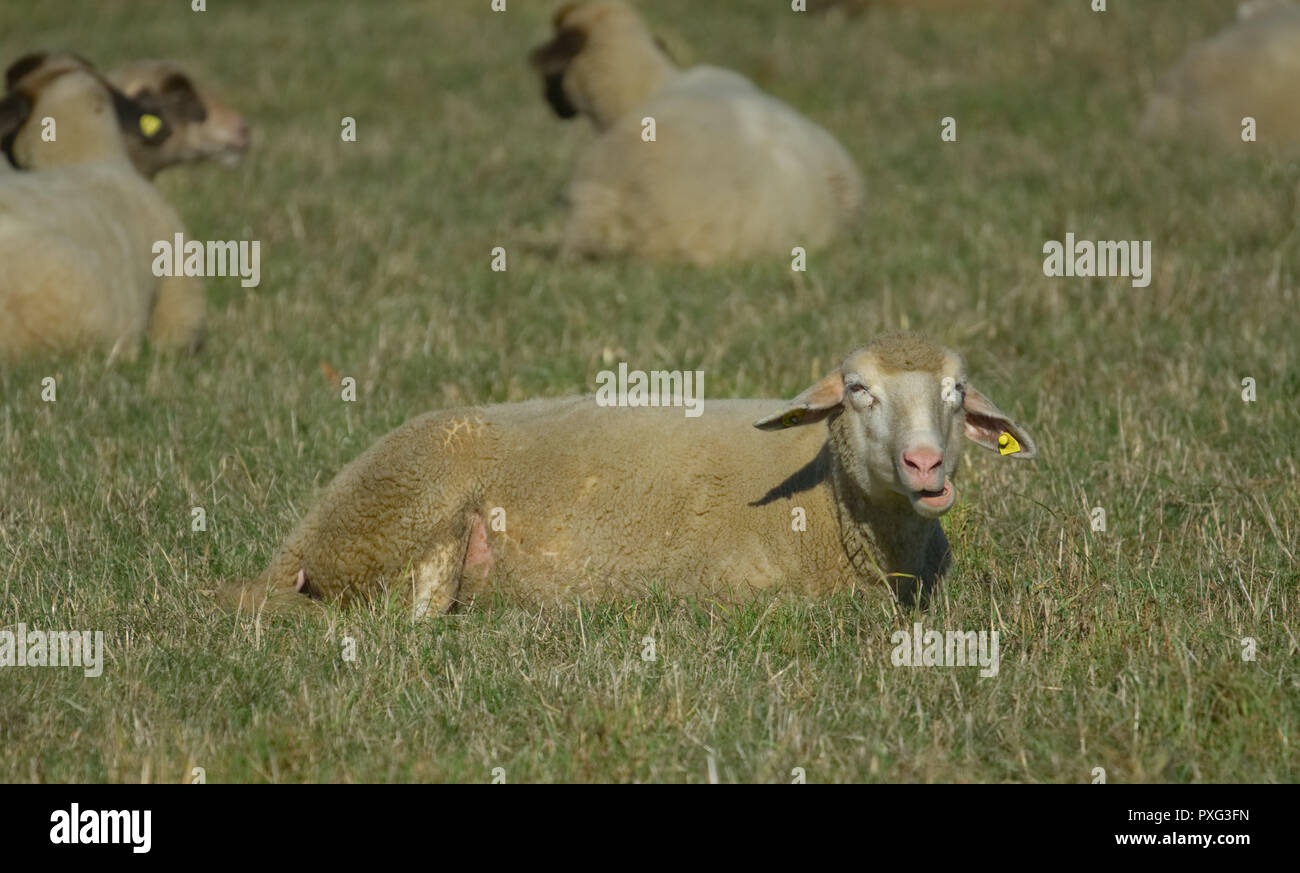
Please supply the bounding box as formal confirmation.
[901,448,943,485]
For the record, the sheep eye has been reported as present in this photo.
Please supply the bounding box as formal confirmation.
[846,383,875,406]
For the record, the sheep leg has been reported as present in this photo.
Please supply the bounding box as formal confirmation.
[411,512,492,619]
[293,568,321,599]
[147,274,207,352]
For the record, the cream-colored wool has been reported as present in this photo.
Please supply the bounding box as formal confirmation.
[234,334,1038,616]
[107,60,251,178]
[530,1,863,266]
[0,58,205,356]
[1140,4,1300,147]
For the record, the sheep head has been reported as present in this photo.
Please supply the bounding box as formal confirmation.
[108,60,251,178]
[528,1,678,130]
[755,333,1038,519]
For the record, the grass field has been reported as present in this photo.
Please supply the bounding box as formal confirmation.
[0,0,1296,783]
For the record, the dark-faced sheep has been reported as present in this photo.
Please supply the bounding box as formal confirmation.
[528,1,863,265]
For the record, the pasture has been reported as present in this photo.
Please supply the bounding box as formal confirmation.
[0,0,1295,783]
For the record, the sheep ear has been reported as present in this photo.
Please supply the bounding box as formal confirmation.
[529,24,587,75]
[962,386,1037,460]
[0,91,33,165]
[158,72,209,123]
[754,371,844,431]
[552,2,578,27]
[4,52,47,90]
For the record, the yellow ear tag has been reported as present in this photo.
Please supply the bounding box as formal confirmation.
[998,432,1021,455]
[139,114,162,137]
[781,411,802,428]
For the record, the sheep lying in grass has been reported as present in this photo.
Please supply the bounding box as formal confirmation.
[0,54,205,356]
[233,333,1038,617]
[528,1,863,266]
[1140,2,1300,147]
[3,53,251,177]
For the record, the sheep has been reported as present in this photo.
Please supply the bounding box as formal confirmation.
[3,54,251,177]
[0,54,205,356]
[106,60,251,178]
[528,1,863,266]
[231,333,1038,617]
[1139,3,1300,147]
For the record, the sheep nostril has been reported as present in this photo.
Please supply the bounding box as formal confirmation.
[902,449,943,478]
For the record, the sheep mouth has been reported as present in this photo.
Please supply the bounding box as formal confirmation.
[215,146,247,167]
[911,478,955,516]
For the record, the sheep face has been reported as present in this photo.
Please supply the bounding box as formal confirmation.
[529,1,677,129]
[108,62,251,178]
[755,334,1037,520]
[529,8,586,120]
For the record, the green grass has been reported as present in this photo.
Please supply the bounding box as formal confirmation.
[0,0,1296,783]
